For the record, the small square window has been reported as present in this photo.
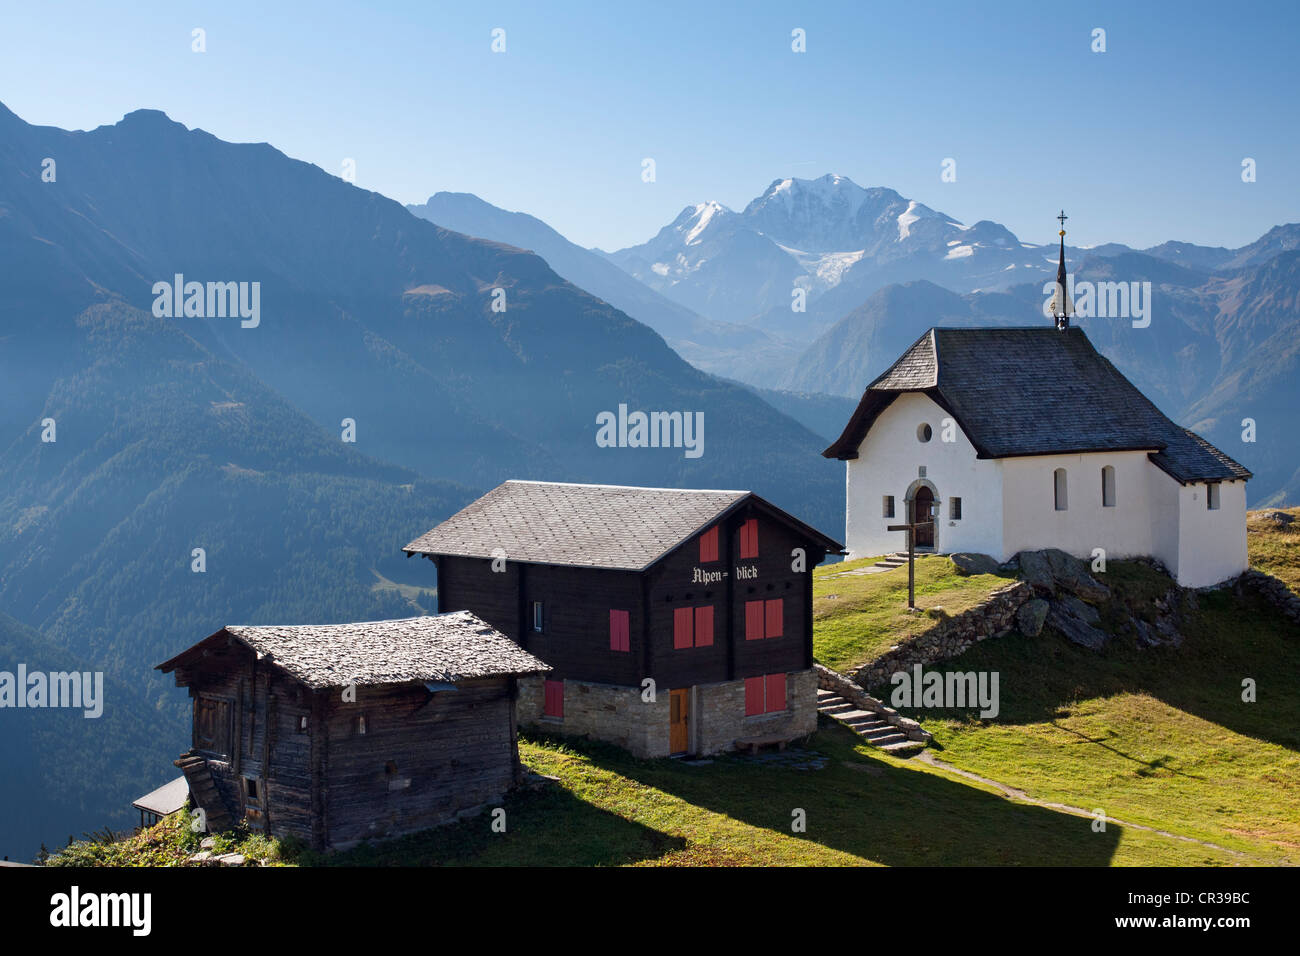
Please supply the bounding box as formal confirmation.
[883,495,895,519]
[950,497,962,520]
[1207,483,1220,510]
[532,601,544,632]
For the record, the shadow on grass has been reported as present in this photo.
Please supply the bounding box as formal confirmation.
[302,782,685,867]
[569,722,1125,866]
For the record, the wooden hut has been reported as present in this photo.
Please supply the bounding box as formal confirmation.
[157,612,549,851]
[404,480,843,758]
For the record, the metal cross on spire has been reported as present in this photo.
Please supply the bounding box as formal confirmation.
[1050,209,1073,329]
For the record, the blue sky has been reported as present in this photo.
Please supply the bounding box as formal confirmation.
[2,0,1296,251]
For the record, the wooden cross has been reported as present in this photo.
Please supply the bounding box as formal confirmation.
[887,498,936,609]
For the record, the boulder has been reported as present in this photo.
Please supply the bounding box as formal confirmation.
[1017,598,1050,637]
[951,552,1001,576]
[1258,510,1295,525]
[1047,595,1110,651]
[1018,550,1056,594]
[1043,548,1111,602]
[1017,548,1110,602]
[1134,616,1184,649]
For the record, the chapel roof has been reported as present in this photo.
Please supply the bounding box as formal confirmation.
[822,326,1251,484]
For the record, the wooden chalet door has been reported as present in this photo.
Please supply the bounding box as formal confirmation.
[669,688,690,755]
[913,487,935,548]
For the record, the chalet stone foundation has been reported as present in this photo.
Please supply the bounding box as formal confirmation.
[519,670,818,759]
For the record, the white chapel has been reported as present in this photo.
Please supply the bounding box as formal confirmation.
[822,217,1251,589]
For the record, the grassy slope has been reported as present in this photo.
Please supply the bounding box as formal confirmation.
[51,513,1299,867]
[813,555,1011,671]
[1247,506,1300,591]
[906,546,1300,865]
[61,727,1242,867]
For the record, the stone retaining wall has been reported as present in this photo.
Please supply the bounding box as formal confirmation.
[1237,570,1300,626]
[850,581,1034,690]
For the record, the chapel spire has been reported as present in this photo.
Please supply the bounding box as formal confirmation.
[1049,210,1073,330]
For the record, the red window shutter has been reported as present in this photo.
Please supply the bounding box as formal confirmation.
[700,526,719,563]
[765,598,784,639]
[673,607,694,649]
[744,676,765,716]
[765,673,786,713]
[694,605,714,647]
[609,609,630,652]
[740,519,758,559]
[744,601,764,641]
[544,680,564,718]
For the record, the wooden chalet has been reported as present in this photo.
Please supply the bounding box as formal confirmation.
[404,480,844,758]
[157,612,549,850]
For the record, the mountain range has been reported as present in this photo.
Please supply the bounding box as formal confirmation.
[407,175,1299,510]
[1,103,1295,858]
[0,102,842,857]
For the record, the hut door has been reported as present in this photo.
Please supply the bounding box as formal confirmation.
[669,689,690,755]
[913,487,935,549]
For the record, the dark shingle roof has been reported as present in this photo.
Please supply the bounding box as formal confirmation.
[403,480,842,570]
[823,326,1251,484]
[157,612,549,689]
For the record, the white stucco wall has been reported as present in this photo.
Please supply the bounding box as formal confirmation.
[843,394,1250,587]
[844,393,1003,559]
[1000,450,1159,564]
[1174,479,1249,588]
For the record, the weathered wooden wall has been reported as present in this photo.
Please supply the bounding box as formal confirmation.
[320,676,518,848]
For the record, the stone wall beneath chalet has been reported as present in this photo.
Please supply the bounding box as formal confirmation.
[519,669,818,759]
[694,668,818,756]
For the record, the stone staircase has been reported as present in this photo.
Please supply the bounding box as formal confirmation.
[872,550,938,571]
[817,688,926,753]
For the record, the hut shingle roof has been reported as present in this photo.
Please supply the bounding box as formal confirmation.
[158,611,548,689]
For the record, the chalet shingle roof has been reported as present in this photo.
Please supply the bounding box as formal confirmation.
[157,612,548,689]
[403,480,842,570]
[823,326,1251,484]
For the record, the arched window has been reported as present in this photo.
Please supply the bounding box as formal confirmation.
[1101,466,1116,508]
[1053,468,1068,511]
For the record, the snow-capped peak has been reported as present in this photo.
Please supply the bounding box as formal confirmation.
[682,200,728,245]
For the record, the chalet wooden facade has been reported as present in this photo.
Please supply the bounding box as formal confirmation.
[157,612,548,851]
[404,480,843,758]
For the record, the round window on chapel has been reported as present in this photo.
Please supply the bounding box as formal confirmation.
[917,423,933,442]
